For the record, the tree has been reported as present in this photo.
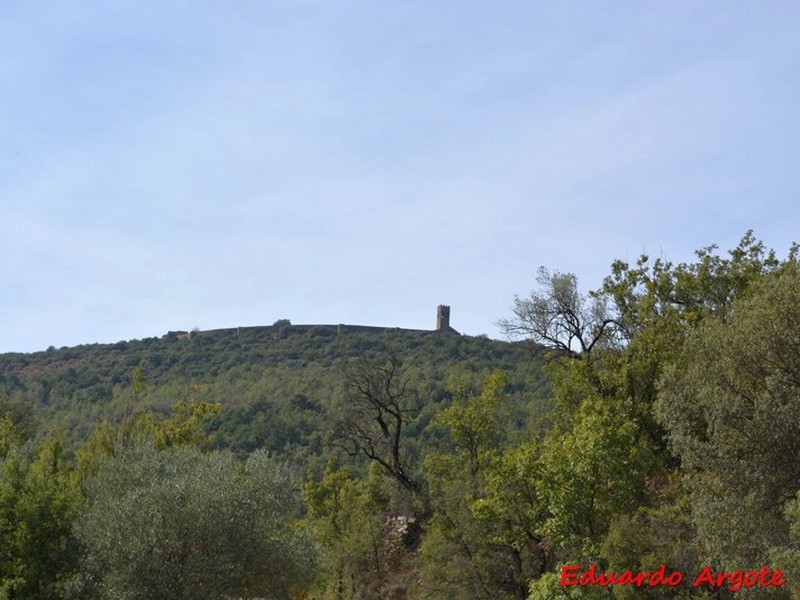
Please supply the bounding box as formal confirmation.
[331,354,424,499]
[420,372,545,600]
[76,399,221,483]
[0,398,37,452]
[433,370,509,479]
[499,264,663,559]
[602,230,790,334]
[0,435,81,599]
[600,475,702,599]
[537,395,652,559]
[303,461,389,599]
[657,264,800,570]
[74,443,314,600]
[498,267,622,359]
[771,493,800,598]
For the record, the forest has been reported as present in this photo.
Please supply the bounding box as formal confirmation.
[1,231,799,599]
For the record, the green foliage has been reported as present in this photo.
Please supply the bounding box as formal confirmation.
[129,366,149,401]
[420,372,542,600]
[155,399,221,449]
[2,231,796,597]
[657,264,800,569]
[419,489,524,600]
[602,230,788,332]
[303,461,390,598]
[433,370,509,477]
[210,394,324,460]
[0,435,81,598]
[771,495,800,598]
[0,330,546,461]
[600,476,702,598]
[538,395,653,558]
[497,232,798,595]
[76,399,221,483]
[527,571,608,599]
[0,326,548,597]
[75,442,314,600]
[0,399,37,453]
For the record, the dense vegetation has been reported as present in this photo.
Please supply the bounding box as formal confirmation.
[2,231,800,599]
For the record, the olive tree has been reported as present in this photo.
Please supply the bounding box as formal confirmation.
[74,443,314,600]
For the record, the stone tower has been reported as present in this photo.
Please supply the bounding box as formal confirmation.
[436,305,451,331]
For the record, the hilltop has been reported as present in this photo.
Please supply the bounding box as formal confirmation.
[0,312,549,459]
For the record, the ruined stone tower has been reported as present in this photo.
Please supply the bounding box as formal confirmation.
[436,305,451,331]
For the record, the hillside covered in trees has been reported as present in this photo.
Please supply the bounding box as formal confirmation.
[2,232,800,599]
[0,324,547,457]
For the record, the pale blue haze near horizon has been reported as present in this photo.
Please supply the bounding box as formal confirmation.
[1,2,798,353]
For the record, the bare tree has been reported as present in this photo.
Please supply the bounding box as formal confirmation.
[331,353,424,498]
[498,267,621,358]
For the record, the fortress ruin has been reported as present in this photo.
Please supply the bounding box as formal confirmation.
[168,305,459,340]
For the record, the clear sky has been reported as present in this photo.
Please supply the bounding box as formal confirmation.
[1,2,798,353]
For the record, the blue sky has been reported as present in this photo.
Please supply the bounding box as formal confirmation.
[1,2,798,353]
